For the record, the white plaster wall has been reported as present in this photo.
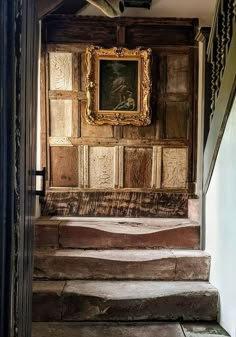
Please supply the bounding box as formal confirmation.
[205,96,236,336]
[79,0,217,26]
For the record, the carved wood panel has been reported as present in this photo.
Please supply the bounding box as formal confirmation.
[88,146,116,189]
[49,99,73,137]
[49,52,73,90]
[161,148,188,188]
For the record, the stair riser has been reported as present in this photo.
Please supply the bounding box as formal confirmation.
[31,323,230,337]
[31,323,187,337]
[34,255,210,281]
[32,292,218,322]
[59,226,200,249]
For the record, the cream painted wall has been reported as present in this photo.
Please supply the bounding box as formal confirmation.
[205,96,236,336]
[79,0,217,26]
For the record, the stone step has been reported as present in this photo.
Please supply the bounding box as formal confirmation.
[34,249,210,281]
[32,280,218,322]
[31,322,230,337]
[35,217,200,249]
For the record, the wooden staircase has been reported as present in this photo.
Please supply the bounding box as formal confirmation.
[32,217,221,337]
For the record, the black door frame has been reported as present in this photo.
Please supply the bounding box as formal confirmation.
[0,1,38,336]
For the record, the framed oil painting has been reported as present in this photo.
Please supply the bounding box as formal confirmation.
[86,46,152,126]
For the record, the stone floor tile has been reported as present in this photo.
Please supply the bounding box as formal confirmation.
[182,323,230,337]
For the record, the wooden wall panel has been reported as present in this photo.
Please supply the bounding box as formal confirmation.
[80,53,87,91]
[50,147,78,187]
[49,52,73,90]
[119,24,194,47]
[124,147,152,188]
[162,148,188,188]
[166,55,189,93]
[49,99,73,137]
[164,102,188,139]
[41,17,198,198]
[88,146,115,188]
[122,124,156,139]
[80,102,114,138]
[45,18,117,46]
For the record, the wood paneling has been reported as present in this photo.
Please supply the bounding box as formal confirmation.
[124,147,152,188]
[49,52,73,90]
[43,17,197,46]
[45,18,117,46]
[88,146,115,189]
[41,16,198,199]
[41,191,188,217]
[126,25,195,47]
[80,102,114,138]
[50,147,78,187]
[164,102,188,139]
[49,99,73,136]
[122,124,156,139]
[166,55,189,93]
[162,148,188,188]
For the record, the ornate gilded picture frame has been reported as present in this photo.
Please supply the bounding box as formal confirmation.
[86,46,152,126]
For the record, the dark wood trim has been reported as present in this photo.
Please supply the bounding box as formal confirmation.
[0,0,15,336]
[203,22,236,192]
[41,191,189,218]
[0,0,38,336]
[42,16,198,46]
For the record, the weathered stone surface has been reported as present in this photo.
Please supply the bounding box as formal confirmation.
[59,281,218,321]
[182,323,230,337]
[34,249,175,280]
[173,250,210,281]
[32,281,65,321]
[31,322,185,337]
[59,221,200,249]
[35,219,60,249]
[188,199,200,222]
[33,249,210,281]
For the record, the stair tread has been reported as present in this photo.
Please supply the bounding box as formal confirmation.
[59,220,198,235]
[31,322,230,337]
[34,249,209,261]
[33,280,217,299]
[35,217,200,250]
[32,280,218,321]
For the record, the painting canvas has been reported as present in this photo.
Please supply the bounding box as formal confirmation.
[99,60,139,112]
[86,46,152,126]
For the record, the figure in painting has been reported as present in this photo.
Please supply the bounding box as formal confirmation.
[99,60,138,111]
